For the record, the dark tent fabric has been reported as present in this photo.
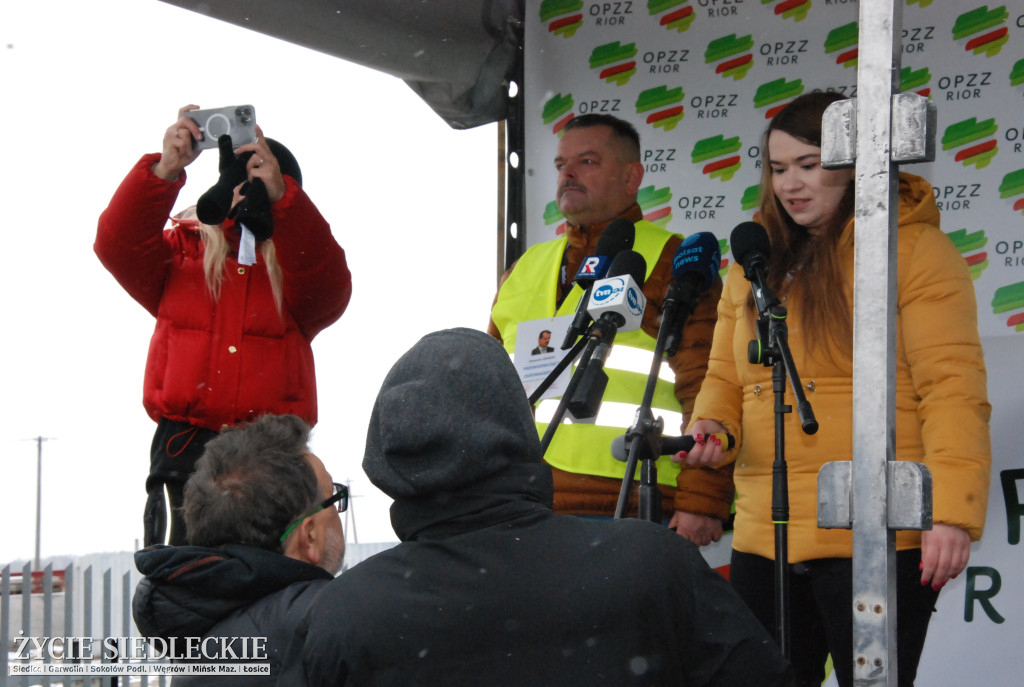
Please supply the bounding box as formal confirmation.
[158,0,524,130]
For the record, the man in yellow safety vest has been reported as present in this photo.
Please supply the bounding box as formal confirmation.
[488,113,733,545]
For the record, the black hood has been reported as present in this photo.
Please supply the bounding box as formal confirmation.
[132,544,331,642]
[363,328,543,499]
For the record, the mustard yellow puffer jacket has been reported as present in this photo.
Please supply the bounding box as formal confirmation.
[689,173,991,562]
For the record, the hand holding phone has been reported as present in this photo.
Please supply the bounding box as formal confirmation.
[189,105,257,149]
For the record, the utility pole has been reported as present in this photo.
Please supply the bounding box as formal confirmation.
[345,480,358,544]
[34,436,53,570]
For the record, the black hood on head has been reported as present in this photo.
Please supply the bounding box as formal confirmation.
[363,327,542,500]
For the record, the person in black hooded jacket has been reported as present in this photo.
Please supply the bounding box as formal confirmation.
[290,327,792,687]
[133,413,346,685]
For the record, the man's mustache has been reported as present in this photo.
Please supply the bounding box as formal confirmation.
[559,181,586,195]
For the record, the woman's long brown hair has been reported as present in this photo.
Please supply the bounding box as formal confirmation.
[755,91,855,363]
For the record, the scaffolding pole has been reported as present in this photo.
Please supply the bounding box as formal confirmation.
[816,1,937,684]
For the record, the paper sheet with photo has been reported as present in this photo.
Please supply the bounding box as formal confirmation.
[513,315,574,401]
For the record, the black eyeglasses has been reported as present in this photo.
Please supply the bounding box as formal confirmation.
[279,482,348,542]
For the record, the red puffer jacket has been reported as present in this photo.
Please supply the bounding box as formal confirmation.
[96,153,351,430]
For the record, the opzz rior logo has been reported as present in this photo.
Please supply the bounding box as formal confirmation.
[999,168,1024,216]
[902,66,932,98]
[590,42,638,86]
[825,22,858,69]
[945,228,989,280]
[941,116,998,169]
[753,78,804,119]
[636,86,685,131]
[691,134,742,182]
[765,0,811,23]
[542,93,575,136]
[705,34,753,81]
[992,280,1024,333]
[953,5,1009,57]
[639,185,673,227]
[540,0,583,38]
[649,0,694,33]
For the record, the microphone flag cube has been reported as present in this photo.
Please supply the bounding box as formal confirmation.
[587,275,646,333]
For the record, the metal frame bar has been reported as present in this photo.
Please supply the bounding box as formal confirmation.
[851,1,902,684]
[501,34,527,273]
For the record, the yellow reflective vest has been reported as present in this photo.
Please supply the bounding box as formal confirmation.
[492,220,683,486]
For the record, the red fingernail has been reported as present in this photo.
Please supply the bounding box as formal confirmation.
[696,434,705,446]
[921,579,929,586]
[919,562,923,571]
[933,584,941,591]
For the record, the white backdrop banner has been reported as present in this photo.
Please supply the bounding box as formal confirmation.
[524,0,1022,683]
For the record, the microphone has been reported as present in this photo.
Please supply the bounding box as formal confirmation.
[567,250,647,419]
[663,232,721,356]
[730,222,776,318]
[610,432,736,461]
[562,219,635,349]
[587,250,648,335]
[732,222,818,435]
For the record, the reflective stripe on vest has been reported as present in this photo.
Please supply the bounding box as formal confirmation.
[493,220,683,486]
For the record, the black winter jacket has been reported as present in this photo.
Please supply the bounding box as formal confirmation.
[134,544,332,686]
[290,328,793,687]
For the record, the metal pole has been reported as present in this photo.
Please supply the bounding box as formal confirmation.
[852,1,901,684]
[346,480,358,544]
[35,436,47,570]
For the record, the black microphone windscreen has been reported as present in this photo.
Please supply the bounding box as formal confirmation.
[730,222,771,270]
[672,232,721,292]
[606,250,647,286]
[594,218,636,260]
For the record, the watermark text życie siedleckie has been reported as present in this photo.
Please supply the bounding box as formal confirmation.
[11,634,268,662]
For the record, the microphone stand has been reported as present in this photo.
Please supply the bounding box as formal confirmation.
[613,379,665,522]
[538,317,618,457]
[613,281,689,522]
[747,286,818,661]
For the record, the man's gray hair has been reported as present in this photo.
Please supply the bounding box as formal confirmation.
[184,414,319,552]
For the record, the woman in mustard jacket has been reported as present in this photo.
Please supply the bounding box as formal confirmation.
[679,92,991,687]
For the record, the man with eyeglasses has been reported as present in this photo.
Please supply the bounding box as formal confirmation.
[132,413,345,685]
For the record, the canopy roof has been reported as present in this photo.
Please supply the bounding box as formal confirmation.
[158,0,523,129]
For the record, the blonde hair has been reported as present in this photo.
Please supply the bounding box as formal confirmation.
[173,206,284,316]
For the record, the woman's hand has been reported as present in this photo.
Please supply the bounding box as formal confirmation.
[235,125,286,203]
[675,419,729,467]
[920,523,971,591]
[669,511,724,546]
[153,105,203,181]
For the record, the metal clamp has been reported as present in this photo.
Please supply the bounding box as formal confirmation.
[818,460,933,531]
[820,93,937,169]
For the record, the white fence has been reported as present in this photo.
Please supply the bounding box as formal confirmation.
[1,544,397,687]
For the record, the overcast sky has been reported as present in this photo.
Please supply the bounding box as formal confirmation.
[0,0,500,564]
